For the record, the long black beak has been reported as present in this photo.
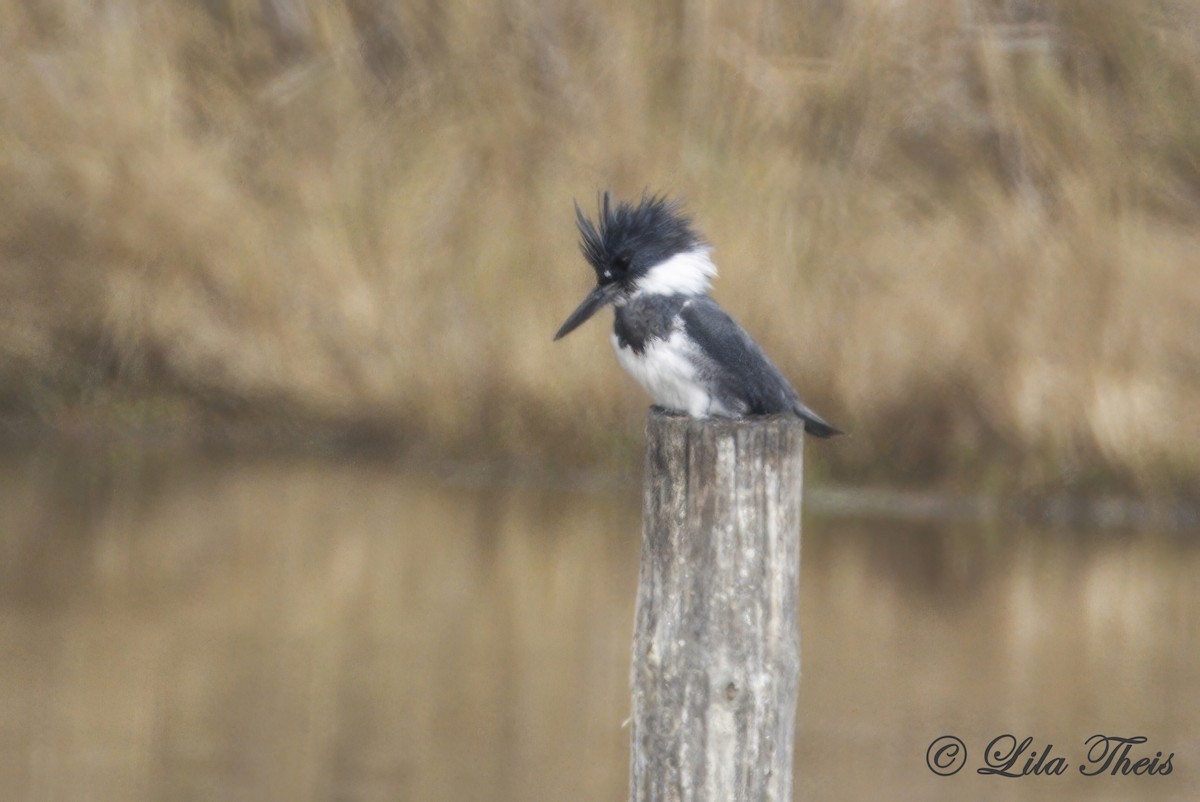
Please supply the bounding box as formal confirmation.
[553,284,620,341]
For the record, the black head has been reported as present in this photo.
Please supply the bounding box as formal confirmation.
[555,192,705,340]
[576,192,703,287]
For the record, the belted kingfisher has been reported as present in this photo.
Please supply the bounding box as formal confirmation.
[554,193,843,438]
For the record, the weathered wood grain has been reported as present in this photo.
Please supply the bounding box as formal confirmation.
[631,407,804,802]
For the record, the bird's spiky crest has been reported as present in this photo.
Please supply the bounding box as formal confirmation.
[574,192,705,279]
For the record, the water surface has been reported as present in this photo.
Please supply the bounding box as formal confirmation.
[0,447,1195,801]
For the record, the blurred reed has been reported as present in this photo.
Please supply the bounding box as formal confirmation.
[1,0,1197,495]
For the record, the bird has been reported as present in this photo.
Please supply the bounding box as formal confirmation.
[554,192,843,438]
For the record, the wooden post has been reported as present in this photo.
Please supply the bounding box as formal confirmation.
[631,408,804,802]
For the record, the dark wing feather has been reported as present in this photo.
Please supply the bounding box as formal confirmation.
[680,297,843,437]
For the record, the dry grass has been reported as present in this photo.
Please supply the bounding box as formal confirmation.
[1,0,1198,495]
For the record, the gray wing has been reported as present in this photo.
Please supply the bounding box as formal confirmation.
[680,297,842,437]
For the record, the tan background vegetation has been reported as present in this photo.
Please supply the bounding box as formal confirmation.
[1,0,1197,496]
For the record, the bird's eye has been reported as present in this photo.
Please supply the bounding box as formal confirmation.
[614,253,632,273]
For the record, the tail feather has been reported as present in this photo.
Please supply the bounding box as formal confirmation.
[794,403,844,438]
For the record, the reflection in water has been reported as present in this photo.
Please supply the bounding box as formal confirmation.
[0,446,1195,801]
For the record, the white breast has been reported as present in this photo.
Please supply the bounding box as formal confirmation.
[612,330,727,418]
